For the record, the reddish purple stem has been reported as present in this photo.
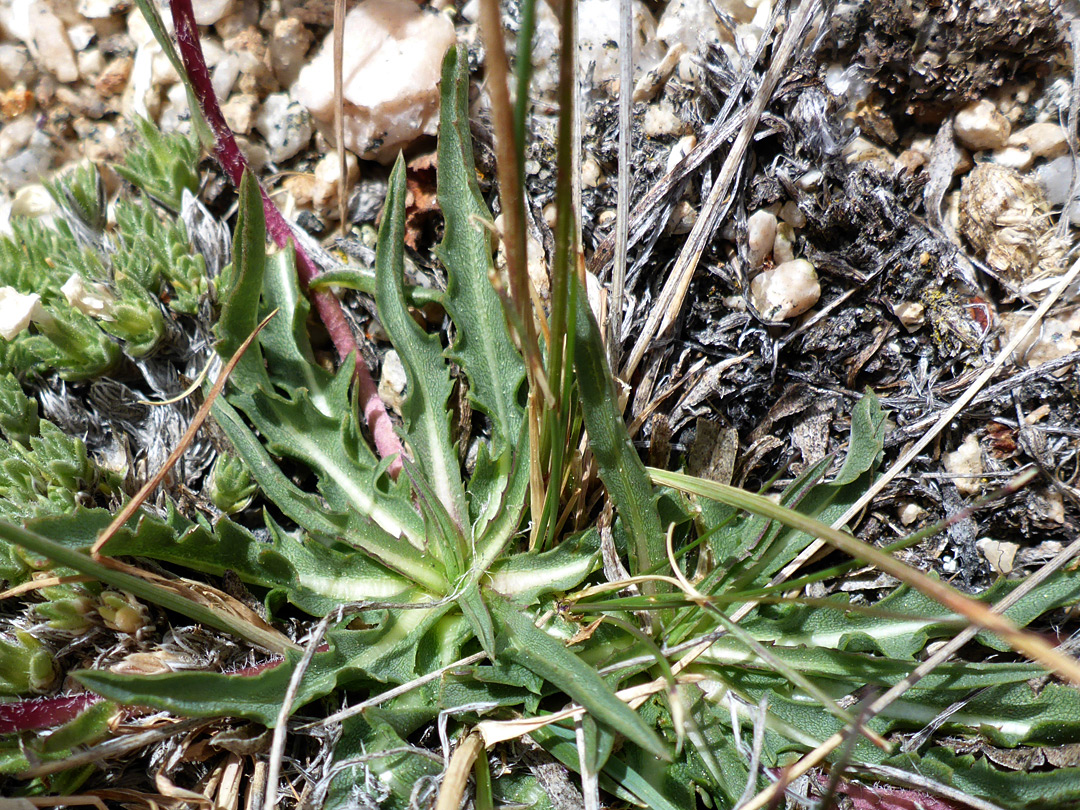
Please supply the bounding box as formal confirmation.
[0,693,102,734]
[170,0,404,478]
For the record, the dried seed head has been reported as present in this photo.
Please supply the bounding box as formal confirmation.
[958,163,1067,284]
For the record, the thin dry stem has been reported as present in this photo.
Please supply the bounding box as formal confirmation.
[91,310,278,559]
[434,732,484,810]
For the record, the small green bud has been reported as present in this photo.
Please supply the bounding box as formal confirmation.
[98,591,148,634]
[0,631,56,695]
[36,595,95,634]
[209,453,258,514]
[0,373,38,446]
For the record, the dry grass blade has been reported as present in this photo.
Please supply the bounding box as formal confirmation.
[90,309,279,560]
[334,0,347,234]
[263,611,335,810]
[434,732,484,810]
[609,0,633,364]
[771,254,1080,590]
[622,0,822,378]
[736,532,1080,810]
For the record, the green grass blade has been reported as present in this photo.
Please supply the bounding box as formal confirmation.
[376,156,467,528]
[487,590,668,760]
[572,276,665,582]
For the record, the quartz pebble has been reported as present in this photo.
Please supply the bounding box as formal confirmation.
[578,0,663,91]
[95,55,132,97]
[221,93,258,135]
[256,93,313,163]
[269,17,312,88]
[976,538,1018,575]
[657,0,729,54]
[28,3,79,83]
[892,301,925,331]
[943,433,983,497]
[953,99,1011,151]
[292,0,454,163]
[379,350,407,414]
[990,145,1032,171]
[746,209,776,270]
[665,134,696,174]
[779,200,805,228]
[312,152,359,218]
[749,259,820,321]
[1009,122,1067,159]
[772,221,795,264]
[191,0,235,26]
[581,155,602,189]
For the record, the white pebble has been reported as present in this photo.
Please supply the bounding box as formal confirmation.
[749,259,820,321]
[779,200,805,228]
[643,102,683,138]
[191,0,235,26]
[976,538,1018,575]
[67,23,96,52]
[891,300,925,331]
[379,349,408,414]
[292,0,455,163]
[991,145,1033,172]
[943,433,983,497]
[666,134,696,174]
[77,48,104,80]
[898,502,924,526]
[211,53,241,100]
[270,17,313,88]
[953,99,1011,152]
[256,94,313,163]
[0,287,45,340]
[0,115,36,161]
[581,155,602,189]
[28,4,78,83]
[578,0,664,91]
[772,221,796,264]
[1009,122,1068,160]
[657,0,729,53]
[746,209,776,270]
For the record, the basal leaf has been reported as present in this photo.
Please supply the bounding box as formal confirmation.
[78,602,452,724]
[487,589,668,760]
[376,156,467,528]
[215,169,268,391]
[436,45,525,458]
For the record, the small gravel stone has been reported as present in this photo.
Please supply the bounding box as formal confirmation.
[990,145,1033,172]
[0,44,36,88]
[578,0,663,92]
[1009,122,1068,159]
[212,53,241,100]
[28,3,79,83]
[77,48,105,81]
[1034,154,1072,206]
[643,101,684,137]
[977,538,1018,575]
[379,349,407,414]
[953,99,1011,151]
[779,200,805,228]
[749,259,820,321]
[581,155,602,189]
[943,433,983,497]
[0,88,34,118]
[892,301,925,331]
[94,55,132,96]
[772,221,796,265]
[192,0,235,26]
[292,0,455,163]
[221,92,258,134]
[746,209,776,270]
[255,93,313,163]
[312,151,359,218]
[665,134,696,173]
[0,115,35,161]
[657,0,728,54]
[77,0,128,18]
[269,17,312,88]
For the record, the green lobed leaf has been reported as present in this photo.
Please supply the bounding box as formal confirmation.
[436,45,526,461]
[376,156,467,530]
